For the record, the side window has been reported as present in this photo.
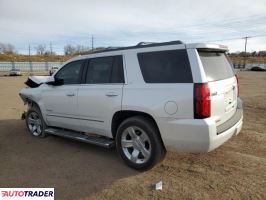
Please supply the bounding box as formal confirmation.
[137,49,193,83]
[86,56,124,84]
[110,56,124,83]
[55,60,83,85]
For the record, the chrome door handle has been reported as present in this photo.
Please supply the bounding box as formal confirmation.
[106,92,119,97]
[66,93,75,97]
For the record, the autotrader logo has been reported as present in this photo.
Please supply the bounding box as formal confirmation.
[0,188,54,199]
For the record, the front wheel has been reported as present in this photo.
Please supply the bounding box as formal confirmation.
[25,105,47,137]
[116,116,165,170]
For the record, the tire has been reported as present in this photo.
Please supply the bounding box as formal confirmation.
[25,105,47,138]
[116,116,165,170]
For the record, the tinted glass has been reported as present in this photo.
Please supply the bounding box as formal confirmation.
[137,49,192,83]
[198,51,235,81]
[110,56,124,83]
[55,60,83,84]
[86,56,124,84]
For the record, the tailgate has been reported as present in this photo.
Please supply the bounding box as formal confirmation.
[198,50,237,126]
[208,76,238,126]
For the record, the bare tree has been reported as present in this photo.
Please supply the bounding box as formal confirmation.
[35,44,46,55]
[76,45,90,54]
[64,44,76,55]
[0,43,16,54]
[0,43,4,54]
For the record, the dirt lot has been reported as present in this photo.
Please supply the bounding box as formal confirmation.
[0,71,265,200]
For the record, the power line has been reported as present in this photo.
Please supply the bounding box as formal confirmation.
[11,32,266,55]
[205,34,266,43]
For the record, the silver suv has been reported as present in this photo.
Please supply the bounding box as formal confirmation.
[20,41,243,170]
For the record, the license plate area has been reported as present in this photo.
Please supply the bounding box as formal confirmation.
[224,88,236,112]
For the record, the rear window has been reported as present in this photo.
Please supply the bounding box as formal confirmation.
[137,49,192,83]
[198,51,234,81]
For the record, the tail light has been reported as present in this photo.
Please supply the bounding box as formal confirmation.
[235,75,239,97]
[194,83,211,119]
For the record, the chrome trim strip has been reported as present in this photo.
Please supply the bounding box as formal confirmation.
[46,114,104,123]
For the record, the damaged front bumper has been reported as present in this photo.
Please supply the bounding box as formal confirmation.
[21,111,27,120]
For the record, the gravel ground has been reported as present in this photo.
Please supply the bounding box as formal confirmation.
[0,71,265,200]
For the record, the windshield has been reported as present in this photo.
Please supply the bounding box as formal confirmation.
[198,50,234,81]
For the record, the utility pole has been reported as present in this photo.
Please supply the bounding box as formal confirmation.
[91,35,94,52]
[29,44,33,72]
[28,45,31,61]
[243,36,251,69]
[50,41,53,54]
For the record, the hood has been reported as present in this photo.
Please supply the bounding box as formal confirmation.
[25,76,53,88]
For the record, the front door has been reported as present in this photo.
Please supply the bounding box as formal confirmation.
[42,60,84,131]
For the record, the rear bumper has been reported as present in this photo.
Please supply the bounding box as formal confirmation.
[208,113,242,152]
[158,98,243,152]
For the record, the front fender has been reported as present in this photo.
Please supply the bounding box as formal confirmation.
[19,87,48,124]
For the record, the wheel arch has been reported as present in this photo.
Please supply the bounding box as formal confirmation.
[111,110,165,148]
[24,98,48,124]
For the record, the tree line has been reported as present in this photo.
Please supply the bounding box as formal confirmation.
[0,42,94,56]
[1,42,266,57]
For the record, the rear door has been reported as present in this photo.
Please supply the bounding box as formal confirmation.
[77,55,124,136]
[198,50,237,126]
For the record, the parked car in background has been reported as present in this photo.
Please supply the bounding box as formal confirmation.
[250,66,266,71]
[245,64,266,71]
[49,67,58,75]
[19,40,243,170]
[9,68,22,76]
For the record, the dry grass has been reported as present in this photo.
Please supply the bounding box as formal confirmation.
[88,71,266,200]
[0,54,71,62]
[0,72,265,200]
[230,56,266,64]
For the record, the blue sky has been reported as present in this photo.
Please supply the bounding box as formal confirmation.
[0,0,266,54]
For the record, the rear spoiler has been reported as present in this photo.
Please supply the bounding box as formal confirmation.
[185,43,228,51]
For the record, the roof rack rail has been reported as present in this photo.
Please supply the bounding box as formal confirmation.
[105,46,123,50]
[88,40,184,54]
[136,42,157,46]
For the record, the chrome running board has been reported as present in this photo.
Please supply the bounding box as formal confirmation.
[45,127,115,148]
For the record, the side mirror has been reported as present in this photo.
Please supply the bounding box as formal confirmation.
[46,78,64,86]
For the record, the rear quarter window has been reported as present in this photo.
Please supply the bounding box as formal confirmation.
[137,49,193,83]
[198,51,235,81]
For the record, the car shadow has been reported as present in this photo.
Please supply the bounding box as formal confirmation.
[0,119,138,200]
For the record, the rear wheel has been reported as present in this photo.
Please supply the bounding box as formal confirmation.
[116,116,165,170]
[26,105,47,137]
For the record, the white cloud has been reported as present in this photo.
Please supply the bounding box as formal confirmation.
[0,0,266,53]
